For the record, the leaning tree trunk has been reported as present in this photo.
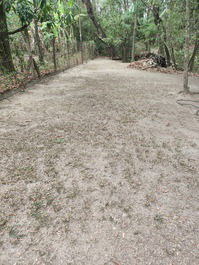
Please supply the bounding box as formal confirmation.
[0,1,15,73]
[82,0,116,58]
[183,0,190,93]
[81,0,106,38]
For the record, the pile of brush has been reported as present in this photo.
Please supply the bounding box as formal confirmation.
[129,53,167,70]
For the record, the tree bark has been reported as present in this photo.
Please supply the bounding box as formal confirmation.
[152,5,171,66]
[171,46,177,69]
[82,0,116,58]
[33,20,44,63]
[188,32,199,72]
[131,13,137,62]
[78,1,84,64]
[52,36,57,71]
[33,0,44,64]
[0,1,15,73]
[183,0,190,93]
[81,0,106,38]
[23,28,40,78]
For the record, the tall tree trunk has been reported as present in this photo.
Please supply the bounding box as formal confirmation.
[131,13,137,62]
[92,0,97,12]
[52,36,57,71]
[163,42,171,66]
[23,28,40,78]
[162,25,171,66]
[14,43,25,72]
[33,0,44,64]
[82,0,116,59]
[171,46,177,69]
[157,34,164,56]
[183,0,190,93]
[145,40,151,53]
[33,20,44,63]
[66,39,70,68]
[152,5,171,66]
[188,32,199,72]
[81,0,106,38]
[0,1,15,73]
[78,1,84,64]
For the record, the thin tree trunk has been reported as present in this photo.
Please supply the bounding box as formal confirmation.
[152,5,171,66]
[0,1,15,73]
[188,32,199,71]
[131,13,137,62]
[33,0,44,64]
[14,43,25,72]
[163,41,171,66]
[171,46,177,69]
[33,19,44,63]
[162,25,171,66]
[23,28,40,78]
[145,40,151,53]
[78,3,84,64]
[183,0,190,93]
[52,36,57,71]
[157,25,164,55]
[66,40,70,68]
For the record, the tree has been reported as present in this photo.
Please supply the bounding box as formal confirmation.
[81,0,116,58]
[33,0,44,64]
[81,0,106,39]
[0,0,15,72]
[1,0,199,76]
[183,0,190,93]
[131,0,138,61]
[0,0,31,73]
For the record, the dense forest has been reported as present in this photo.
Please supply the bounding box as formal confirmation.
[0,0,199,93]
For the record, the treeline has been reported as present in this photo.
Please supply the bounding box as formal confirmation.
[82,0,198,70]
[81,0,199,93]
[0,0,95,77]
[0,0,198,93]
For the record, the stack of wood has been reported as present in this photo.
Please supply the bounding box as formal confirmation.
[129,53,167,70]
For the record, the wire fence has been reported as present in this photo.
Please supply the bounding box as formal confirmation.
[0,40,96,93]
[14,39,96,73]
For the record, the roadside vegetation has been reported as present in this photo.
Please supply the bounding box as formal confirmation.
[0,0,198,94]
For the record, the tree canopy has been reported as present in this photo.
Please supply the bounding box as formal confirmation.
[0,0,198,92]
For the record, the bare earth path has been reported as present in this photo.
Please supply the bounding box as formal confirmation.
[0,58,199,265]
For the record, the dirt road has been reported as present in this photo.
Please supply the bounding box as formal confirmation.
[0,58,199,265]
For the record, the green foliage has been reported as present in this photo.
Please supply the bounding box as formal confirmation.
[140,21,157,41]
[1,0,199,73]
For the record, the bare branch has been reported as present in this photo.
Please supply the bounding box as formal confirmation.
[8,24,29,35]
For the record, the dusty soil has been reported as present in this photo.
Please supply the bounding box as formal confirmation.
[0,58,199,265]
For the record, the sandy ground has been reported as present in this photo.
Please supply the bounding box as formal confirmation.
[0,58,199,265]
